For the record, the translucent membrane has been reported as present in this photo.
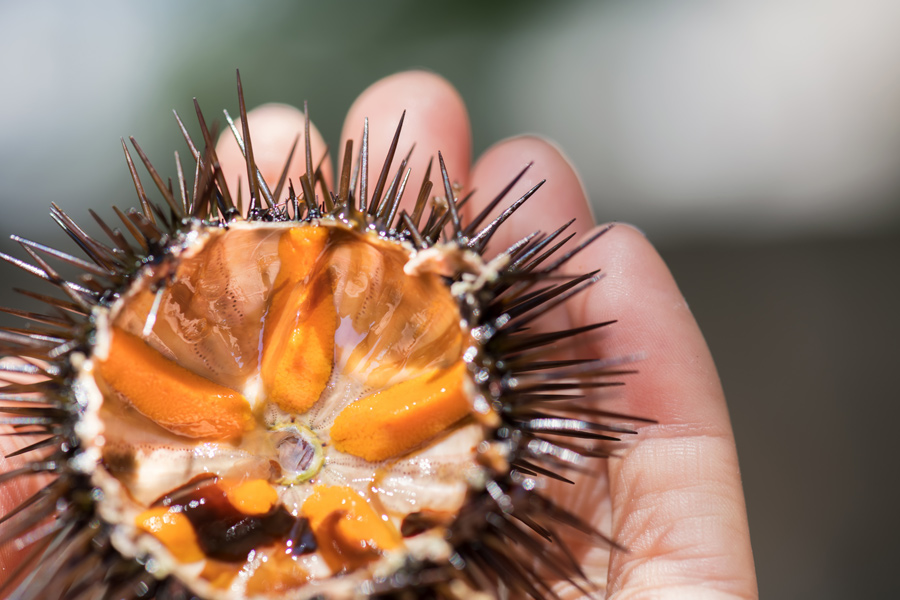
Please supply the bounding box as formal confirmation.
[91,223,479,597]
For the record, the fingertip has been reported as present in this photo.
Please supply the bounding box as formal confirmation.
[468,134,594,256]
[215,103,332,211]
[344,70,467,126]
[340,70,471,212]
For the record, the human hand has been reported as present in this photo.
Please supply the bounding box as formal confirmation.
[0,70,758,599]
[231,70,756,599]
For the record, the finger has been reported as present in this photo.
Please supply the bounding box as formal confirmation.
[463,139,603,596]
[467,135,594,256]
[566,225,757,598]
[340,71,471,218]
[466,136,595,337]
[0,426,44,582]
[0,364,52,581]
[216,103,332,213]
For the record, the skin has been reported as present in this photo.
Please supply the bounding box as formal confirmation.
[0,71,758,599]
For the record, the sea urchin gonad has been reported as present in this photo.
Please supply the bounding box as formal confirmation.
[0,74,650,599]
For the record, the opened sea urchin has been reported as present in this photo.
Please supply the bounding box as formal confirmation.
[0,75,648,599]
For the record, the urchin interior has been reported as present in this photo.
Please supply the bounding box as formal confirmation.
[78,221,483,598]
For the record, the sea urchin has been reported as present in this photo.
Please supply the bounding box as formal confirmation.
[0,73,649,600]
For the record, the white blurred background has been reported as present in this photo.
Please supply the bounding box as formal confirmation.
[1,1,897,597]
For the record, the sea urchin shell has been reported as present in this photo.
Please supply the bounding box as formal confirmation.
[0,73,648,600]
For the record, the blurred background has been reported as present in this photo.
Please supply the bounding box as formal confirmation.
[1,1,897,597]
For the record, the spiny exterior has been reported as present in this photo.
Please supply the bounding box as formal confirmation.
[0,73,648,600]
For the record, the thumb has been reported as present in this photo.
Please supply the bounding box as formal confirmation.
[568,226,758,599]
